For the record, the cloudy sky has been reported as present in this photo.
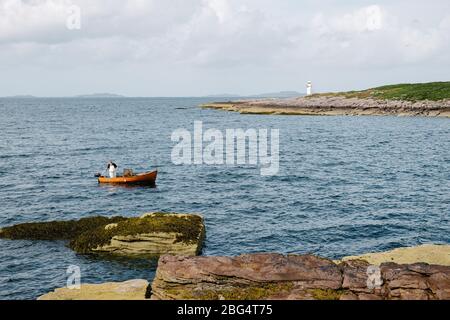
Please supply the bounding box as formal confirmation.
[1,0,449,96]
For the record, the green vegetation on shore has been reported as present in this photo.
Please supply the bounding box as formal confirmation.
[164,282,295,300]
[317,81,450,102]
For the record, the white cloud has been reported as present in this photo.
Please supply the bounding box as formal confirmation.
[0,0,71,43]
[206,0,232,23]
[0,0,449,95]
[313,5,384,34]
[302,4,450,68]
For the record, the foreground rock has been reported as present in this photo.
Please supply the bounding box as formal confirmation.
[0,212,205,258]
[339,244,450,266]
[38,279,149,300]
[151,253,450,300]
[202,96,450,117]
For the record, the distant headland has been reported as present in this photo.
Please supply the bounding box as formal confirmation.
[201,82,450,118]
[1,93,125,99]
[2,95,37,99]
[74,93,125,98]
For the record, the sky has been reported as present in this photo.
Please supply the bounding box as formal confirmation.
[0,0,449,97]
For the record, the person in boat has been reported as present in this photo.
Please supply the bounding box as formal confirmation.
[106,161,118,178]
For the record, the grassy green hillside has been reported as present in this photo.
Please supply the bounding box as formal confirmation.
[320,82,450,102]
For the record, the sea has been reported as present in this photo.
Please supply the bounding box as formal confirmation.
[0,97,448,299]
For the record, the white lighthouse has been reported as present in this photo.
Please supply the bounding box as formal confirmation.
[306,81,312,96]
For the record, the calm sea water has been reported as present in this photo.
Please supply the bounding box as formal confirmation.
[0,97,449,299]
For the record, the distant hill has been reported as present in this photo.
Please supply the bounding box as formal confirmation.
[75,93,125,98]
[3,95,36,99]
[320,81,450,102]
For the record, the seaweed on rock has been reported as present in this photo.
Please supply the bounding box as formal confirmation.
[70,213,205,254]
[0,212,205,256]
[0,216,127,240]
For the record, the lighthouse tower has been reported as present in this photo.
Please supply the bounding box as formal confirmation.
[306,81,312,96]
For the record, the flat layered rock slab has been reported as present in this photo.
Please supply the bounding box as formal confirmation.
[151,253,343,300]
[0,212,205,258]
[38,279,149,300]
[201,96,450,117]
[151,253,450,300]
[339,244,450,266]
[89,213,206,257]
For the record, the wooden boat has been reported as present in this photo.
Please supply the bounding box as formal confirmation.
[98,170,157,185]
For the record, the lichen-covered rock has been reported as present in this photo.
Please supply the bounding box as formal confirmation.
[38,279,149,300]
[151,253,450,300]
[0,212,205,258]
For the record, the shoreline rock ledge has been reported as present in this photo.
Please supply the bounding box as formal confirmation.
[38,279,150,300]
[151,253,450,300]
[201,96,450,117]
[339,244,450,266]
[0,212,205,258]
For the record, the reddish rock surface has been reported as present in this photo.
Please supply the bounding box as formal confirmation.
[151,253,450,300]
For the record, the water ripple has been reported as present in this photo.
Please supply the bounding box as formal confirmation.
[0,98,449,299]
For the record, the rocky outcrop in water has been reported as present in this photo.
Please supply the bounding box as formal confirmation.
[0,212,205,258]
[202,96,450,117]
[151,253,450,300]
[88,213,205,257]
[38,279,150,300]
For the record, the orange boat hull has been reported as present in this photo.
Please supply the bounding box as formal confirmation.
[98,170,157,185]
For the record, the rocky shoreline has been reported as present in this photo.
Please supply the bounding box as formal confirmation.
[338,244,450,266]
[3,213,449,300]
[36,244,450,300]
[202,96,450,117]
[38,279,151,300]
[151,252,450,300]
